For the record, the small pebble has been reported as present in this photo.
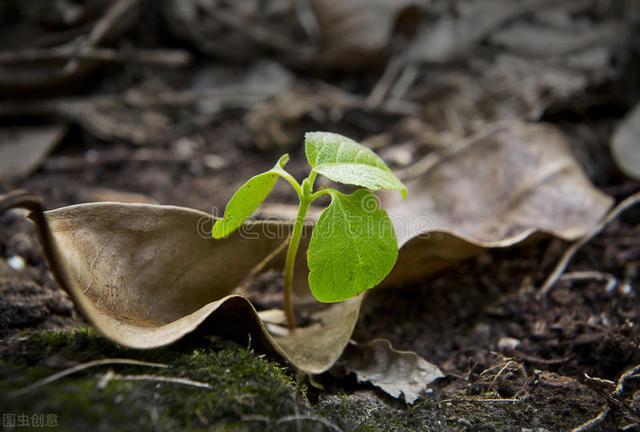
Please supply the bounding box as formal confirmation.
[498,336,520,351]
[7,255,25,271]
[203,154,226,170]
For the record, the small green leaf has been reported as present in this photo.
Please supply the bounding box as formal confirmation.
[305,132,407,198]
[307,189,398,302]
[212,155,289,239]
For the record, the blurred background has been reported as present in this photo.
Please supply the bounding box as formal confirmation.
[0,0,638,211]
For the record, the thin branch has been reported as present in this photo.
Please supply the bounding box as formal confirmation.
[614,364,640,397]
[236,236,291,295]
[571,407,610,432]
[12,358,167,396]
[367,54,408,108]
[559,271,618,293]
[101,373,212,389]
[539,191,640,297]
[64,0,143,73]
[0,47,191,66]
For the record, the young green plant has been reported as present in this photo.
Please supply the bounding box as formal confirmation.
[212,132,407,330]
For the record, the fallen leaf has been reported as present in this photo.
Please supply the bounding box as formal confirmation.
[611,103,640,180]
[339,339,443,403]
[383,122,612,286]
[0,193,359,375]
[0,126,66,182]
[0,122,612,375]
[309,0,422,67]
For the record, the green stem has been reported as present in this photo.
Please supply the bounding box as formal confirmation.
[276,171,303,200]
[309,188,332,202]
[283,194,311,331]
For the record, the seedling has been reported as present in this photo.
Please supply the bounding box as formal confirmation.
[213,132,407,330]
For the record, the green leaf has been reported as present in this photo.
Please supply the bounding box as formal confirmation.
[305,132,407,198]
[212,155,289,239]
[307,189,398,302]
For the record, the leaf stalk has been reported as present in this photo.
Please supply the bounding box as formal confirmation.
[283,190,311,331]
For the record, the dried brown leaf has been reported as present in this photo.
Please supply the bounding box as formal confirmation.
[340,339,444,403]
[6,196,359,374]
[0,126,66,182]
[383,122,613,286]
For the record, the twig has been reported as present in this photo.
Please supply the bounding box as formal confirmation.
[100,373,212,389]
[389,64,419,102]
[367,54,408,108]
[202,5,307,55]
[236,236,291,295]
[614,364,640,397]
[439,397,523,403]
[0,46,191,66]
[12,358,167,396]
[396,121,513,181]
[539,191,640,297]
[86,0,141,47]
[559,271,618,293]
[295,0,320,40]
[575,366,640,431]
[43,148,198,171]
[572,408,610,432]
[64,0,143,74]
[515,352,573,366]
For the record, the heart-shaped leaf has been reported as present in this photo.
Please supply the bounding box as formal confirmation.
[305,131,407,198]
[308,189,397,302]
[213,155,289,238]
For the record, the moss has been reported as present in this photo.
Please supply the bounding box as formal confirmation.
[0,328,310,432]
[0,329,603,431]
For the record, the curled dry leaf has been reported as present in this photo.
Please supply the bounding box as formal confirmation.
[611,103,640,180]
[383,122,613,286]
[339,339,443,403]
[0,126,66,182]
[0,122,612,375]
[0,192,359,375]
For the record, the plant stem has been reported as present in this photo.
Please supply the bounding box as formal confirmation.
[283,195,311,331]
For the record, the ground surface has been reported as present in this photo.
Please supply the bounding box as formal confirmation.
[1,1,640,431]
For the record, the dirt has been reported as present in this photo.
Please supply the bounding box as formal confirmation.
[1,0,640,430]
